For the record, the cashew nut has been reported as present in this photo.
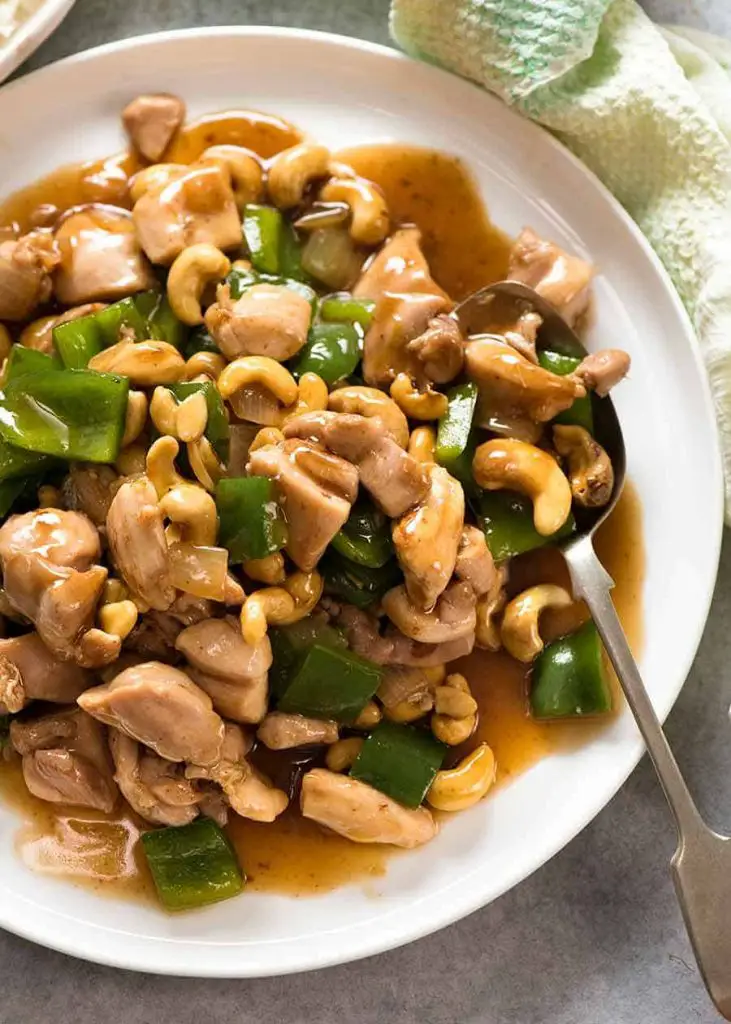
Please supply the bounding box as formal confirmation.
[351,701,382,729]
[328,385,409,447]
[243,552,286,585]
[115,444,147,477]
[98,599,139,641]
[431,673,477,745]
[218,356,298,425]
[384,693,434,724]
[240,570,323,645]
[473,438,572,537]
[319,176,390,245]
[176,391,209,442]
[500,584,573,663]
[201,145,264,210]
[325,737,364,773]
[249,426,285,452]
[475,568,508,651]
[146,435,186,497]
[129,163,186,203]
[187,436,224,492]
[267,143,331,209]
[427,744,496,812]
[281,372,328,423]
[102,578,128,604]
[88,340,185,385]
[182,351,227,382]
[553,425,614,508]
[158,483,218,546]
[434,685,478,719]
[149,386,179,436]
[167,244,231,326]
[408,425,436,464]
[390,373,448,421]
[121,390,148,448]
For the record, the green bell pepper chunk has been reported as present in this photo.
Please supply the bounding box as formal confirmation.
[436,382,480,494]
[269,619,348,699]
[227,266,318,310]
[169,381,229,460]
[216,476,287,563]
[0,477,29,519]
[0,370,129,463]
[530,620,612,719]
[331,502,393,568]
[321,551,401,609]
[278,220,309,282]
[538,350,593,432]
[94,295,151,347]
[183,326,220,359]
[291,323,361,385]
[278,642,382,723]
[0,437,51,483]
[350,722,447,808]
[53,313,103,369]
[243,204,282,275]
[4,346,61,381]
[146,294,188,349]
[320,293,375,331]
[141,818,244,911]
[478,490,575,562]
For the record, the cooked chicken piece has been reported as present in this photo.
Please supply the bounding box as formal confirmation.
[0,507,100,570]
[186,722,288,822]
[248,439,358,572]
[406,314,464,384]
[133,162,241,265]
[283,412,429,519]
[78,661,225,767]
[62,463,120,527]
[507,227,594,326]
[10,708,117,812]
[54,205,156,305]
[168,593,215,625]
[257,712,338,750]
[454,525,497,597]
[106,476,175,611]
[110,731,201,827]
[502,309,542,363]
[0,232,59,320]
[205,283,311,361]
[386,629,475,667]
[354,227,452,386]
[382,581,477,644]
[122,93,186,163]
[301,769,437,847]
[465,336,584,425]
[19,303,107,354]
[392,464,464,610]
[572,348,631,396]
[176,617,271,724]
[125,596,214,663]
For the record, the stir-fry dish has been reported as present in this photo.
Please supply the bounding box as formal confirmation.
[0,94,633,911]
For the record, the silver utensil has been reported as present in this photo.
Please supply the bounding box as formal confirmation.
[456,280,731,1021]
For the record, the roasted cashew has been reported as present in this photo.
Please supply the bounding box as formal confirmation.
[240,570,323,645]
[325,737,364,772]
[177,391,209,443]
[431,673,477,746]
[352,701,382,729]
[553,425,614,508]
[408,425,436,464]
[249,426,285,452]
[267,143,331,209]
[281,372,328,423]
[88,340,185,385]
[328,384,409,447]
[149,386,178,436]
[390,373,448,421]
[434,684,478,719]
[129,163,186,203]
[202,145,265,210]
[98,599,139,641]
[319,176,390,245]
[427,744,496,812]
[121,391,148,448]
[187,436,224,492]
[145,436,187,497]
[473,438,572,537]
[115,444,147,477]
[243,553,286,585]
[182,351,227,382]
[475,565,508,651]
[167,244,231,326]
[384,693,434,724]
[217,356,298,424]
[501,584,573,663]
[158,483,218,545]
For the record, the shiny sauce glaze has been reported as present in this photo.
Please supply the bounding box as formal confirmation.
[0,112,644,901]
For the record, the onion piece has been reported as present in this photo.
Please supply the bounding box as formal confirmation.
[294,202,350,233]
[301,227,364,290]
[169,543,228,601]
[227,422,259,474]
[228,383,283,425]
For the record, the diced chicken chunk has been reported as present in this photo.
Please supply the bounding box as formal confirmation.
[406,314,464,384]
[10,708,117,812]
[572,348,631,396]
[301,769,437,847]
[248,438,358,572]
[454,525,497,598]
[0,232,59,321]
[205,283,311,361]
[508,227,594,326]
[122,93,186,163]
[110,731,202,827]
[0,507,100,570]
[133,162,241,265]
[257,712,338,750]
[54,205,156,305]
[382,581,477,644]
[106,476,175,611]
[354,227,452,386]
[78,661,225,767]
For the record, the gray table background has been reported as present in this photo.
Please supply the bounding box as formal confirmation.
[3,1,731,1021]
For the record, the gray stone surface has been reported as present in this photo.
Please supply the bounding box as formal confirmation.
[3,1,731,1021]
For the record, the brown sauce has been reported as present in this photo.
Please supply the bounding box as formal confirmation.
[0,111,644,902]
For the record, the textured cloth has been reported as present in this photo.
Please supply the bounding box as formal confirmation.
[391,0,731,518]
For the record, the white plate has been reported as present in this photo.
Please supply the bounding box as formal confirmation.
[0,27,723,978]
[0,0,75,84]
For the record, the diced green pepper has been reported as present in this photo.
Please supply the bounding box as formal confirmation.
[436,382,479,493]
[320,551,401,609]
[350,721,447,808]
[530,620,612,719]
[0,370,129,463]
[269,619,348,699]
[243,204,282,275]
[0,437,51,483]
[141,818,244,911]
[538,350,593,432]
[146,294,188,349]
[94,295,150,347]
[478,490,575,562]
[278,220,309,282]
[331,502,393,568]
[291,323,361,384]
[216,476,287,563]
[53,313,102,369]
[183,326,220,359]
[278,642,382,723]
[320,293,375,331]
[4,346,61,381]
[169,381,229,460]
[0,477,28,518]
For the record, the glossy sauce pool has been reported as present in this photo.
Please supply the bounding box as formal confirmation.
[0,112,645,903]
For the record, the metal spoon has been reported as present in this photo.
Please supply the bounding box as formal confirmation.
[456,280,731,1021]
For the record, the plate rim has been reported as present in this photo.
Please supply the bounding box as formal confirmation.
[0,0,76,85]
[0,24,724,977]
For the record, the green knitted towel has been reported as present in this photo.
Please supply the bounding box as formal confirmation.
[391,0,731,519]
